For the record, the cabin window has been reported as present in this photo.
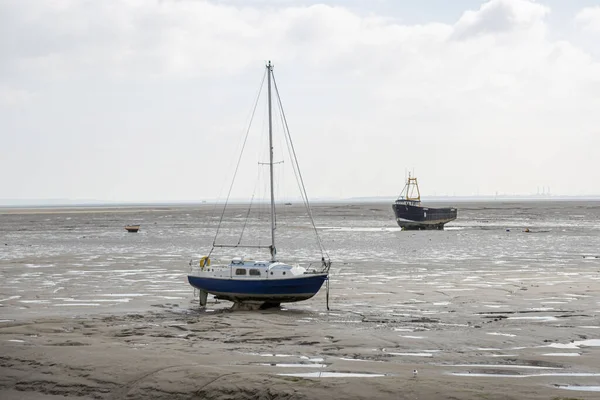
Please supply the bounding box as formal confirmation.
[235,268,247,276]
[249,269,261,276]
[270,272,273,275]
[282,271,286,275]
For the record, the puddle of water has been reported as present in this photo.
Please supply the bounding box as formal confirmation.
[329,320,361,324]
[0,296,21,302]
[278,372,386,378]
[19,300,50,304]
[556,385,600,392]
[485,354,518,357]
[542,353,580,357]
[7,339,26,343]
[451,372,600,378]
[259,363,327,368]
[437,322,469,327]
[399,335,425,339]
[546,339,600,349]
[487,332,516,337]
[546,343,578,349]
[507,316,558,322]
[387,352,433,357]
[300,356,324,362]
[445,364,561,370]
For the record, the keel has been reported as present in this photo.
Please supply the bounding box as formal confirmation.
[199,289,208,307]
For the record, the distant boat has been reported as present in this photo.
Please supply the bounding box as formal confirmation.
[187,61,331,309]
[125,225,140,233]
[392,174,457,230]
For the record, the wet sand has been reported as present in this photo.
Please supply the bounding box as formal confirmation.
[1,202,600,399]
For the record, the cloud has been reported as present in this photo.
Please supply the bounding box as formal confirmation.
[1,0,599,200]
[452,0,549,40]
[575,6,600,33]
[0,0,564,80]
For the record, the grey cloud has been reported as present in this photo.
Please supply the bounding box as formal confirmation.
[451,0,549,40]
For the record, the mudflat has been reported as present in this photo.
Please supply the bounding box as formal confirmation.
[1,201,599,399]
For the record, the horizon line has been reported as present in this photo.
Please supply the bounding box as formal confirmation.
[2,194,600,208]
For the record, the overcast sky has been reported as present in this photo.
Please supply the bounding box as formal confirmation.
[1,0,599,203]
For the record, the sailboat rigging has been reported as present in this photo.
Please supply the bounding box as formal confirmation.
[187,61,331,309]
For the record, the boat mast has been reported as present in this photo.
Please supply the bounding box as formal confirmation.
[267,61,276,261]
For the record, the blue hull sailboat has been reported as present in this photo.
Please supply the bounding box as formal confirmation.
[187,61,331,309]
[188,269,328,303]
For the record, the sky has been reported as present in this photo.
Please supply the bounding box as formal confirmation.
[1,0,600,203]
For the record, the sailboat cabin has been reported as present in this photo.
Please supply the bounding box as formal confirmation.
[200,257,304,279]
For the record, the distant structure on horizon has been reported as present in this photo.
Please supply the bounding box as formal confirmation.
[536,186,552,197]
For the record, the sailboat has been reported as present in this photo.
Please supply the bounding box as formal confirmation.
[187,61,331,309]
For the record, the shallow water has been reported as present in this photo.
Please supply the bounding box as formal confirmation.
[556,385,600,392]
[1,201,600,393]
[3,201,599,322]
[278,371,387,378]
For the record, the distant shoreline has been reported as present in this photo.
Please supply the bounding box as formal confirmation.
[1,197,600,215]
[1,196,600,209]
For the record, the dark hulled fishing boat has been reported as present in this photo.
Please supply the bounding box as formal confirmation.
[392,175,457,230]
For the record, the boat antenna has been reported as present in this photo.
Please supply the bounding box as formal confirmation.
[267,61,277,262]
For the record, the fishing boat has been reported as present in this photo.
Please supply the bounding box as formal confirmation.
[187,61,331,309]
[125,225,140,233]
[392,174,457,230]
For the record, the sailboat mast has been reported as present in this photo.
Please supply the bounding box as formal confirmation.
[267,61,276,261]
